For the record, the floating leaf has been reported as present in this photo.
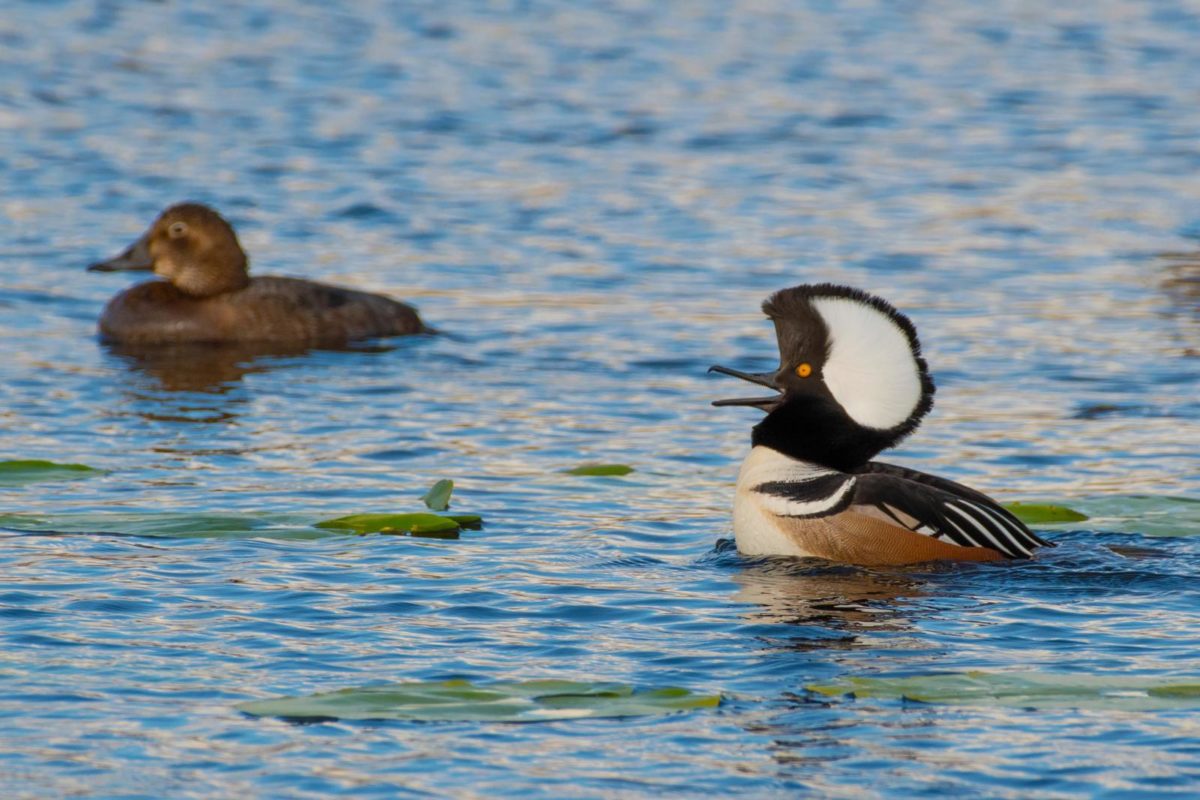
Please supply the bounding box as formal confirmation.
[0,512,326,540]
[237,679,720,722]
[806,671,1200,711]
[0,510,483,541]
[0,460,103,485]
[1058,495,1200,538]
[1148,684,1200,699]
[0,510,479,541]
[566,464,634,477]
[421,479,454,511]
[314,513,461,536]
[1003,502,1088,524]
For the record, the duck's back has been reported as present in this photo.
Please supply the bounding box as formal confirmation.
[99,276,427,345]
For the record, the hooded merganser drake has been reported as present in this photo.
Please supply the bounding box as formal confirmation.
[88,203,430,345]
[710,283,1050,566]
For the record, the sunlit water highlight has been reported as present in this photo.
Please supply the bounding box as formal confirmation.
[1,1,1198,796]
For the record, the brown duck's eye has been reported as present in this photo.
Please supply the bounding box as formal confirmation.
[795,363,812,378]
[167,221,188,238]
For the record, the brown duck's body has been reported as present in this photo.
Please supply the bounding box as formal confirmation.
[89,203,431,346]
[98,276,427,345]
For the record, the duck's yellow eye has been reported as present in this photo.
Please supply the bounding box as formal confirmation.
[795,363,812,378]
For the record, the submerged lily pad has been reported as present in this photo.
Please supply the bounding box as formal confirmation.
[806,671,1200,711]
[1064,495,1200,537]
[314,513,462,536]
[566,464,634,477]
[0,511,325,540]
[0,460,103,485]
[237,679,720,722]
[1003,502,1088,524]
[0,509,483,541]
[421,479,454,511]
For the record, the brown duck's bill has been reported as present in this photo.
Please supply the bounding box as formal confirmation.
[88,234,152,272]
[708,365,783,410]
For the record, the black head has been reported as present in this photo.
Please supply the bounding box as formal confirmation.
[710,283,935,470]
[88,203,251,298]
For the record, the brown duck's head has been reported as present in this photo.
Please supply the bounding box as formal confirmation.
[89,203,251,298]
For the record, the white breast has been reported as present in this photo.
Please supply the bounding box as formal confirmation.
[732,446,842,557]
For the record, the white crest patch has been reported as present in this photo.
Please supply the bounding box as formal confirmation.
[812,296,923,430]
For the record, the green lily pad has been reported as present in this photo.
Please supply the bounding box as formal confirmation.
[314,513,462,536]
[1147,684,1200,699]
[806,671,1200,711]
[446,514,483,529]
[0,460,104,486]
[566,464,634,477]
[421,479,454,511]
[1003,502,1088,524]
[237,679,720,722]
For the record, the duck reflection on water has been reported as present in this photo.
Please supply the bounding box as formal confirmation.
[729,550,927,637]
[102,341,405,431]
[1157,250,1200,317]
[101,340,399,395]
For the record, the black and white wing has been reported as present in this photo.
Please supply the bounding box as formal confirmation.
[850,461,1050,559]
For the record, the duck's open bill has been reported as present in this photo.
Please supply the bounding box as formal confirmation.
[708,365,782,410]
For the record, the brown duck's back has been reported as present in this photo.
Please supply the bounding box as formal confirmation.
[98,276,428,345]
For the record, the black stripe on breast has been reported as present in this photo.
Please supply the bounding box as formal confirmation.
[752,474,857,519]
[754,474,851,503]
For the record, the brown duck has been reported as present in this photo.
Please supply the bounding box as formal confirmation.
[89,203,430,345]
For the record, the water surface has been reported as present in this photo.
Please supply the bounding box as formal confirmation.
[1,1,1198,796]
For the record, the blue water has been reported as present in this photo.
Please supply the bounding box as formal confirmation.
[2,1,1199,796]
